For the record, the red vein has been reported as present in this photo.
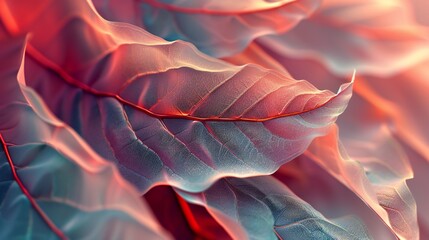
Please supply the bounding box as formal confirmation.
[140,0,298,16]
[25,44,346,123]
[0,134,67,240]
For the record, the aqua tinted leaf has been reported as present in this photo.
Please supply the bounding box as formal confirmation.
[0,36,170,240]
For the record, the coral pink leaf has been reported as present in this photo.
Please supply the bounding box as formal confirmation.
[1,0,353,193]
[258,0,429,76]
[305,125,418,240]
[92,0,321,57]
[0,36,170,240]
[177,176,371,240]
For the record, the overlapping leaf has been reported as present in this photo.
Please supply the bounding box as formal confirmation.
[248,37,429,238]
[406,139,429,238]
[221,2,429,237]
[92,0,321,57]
[242,43,421,238]
[0,36,170,240]
[1,0,353,193]
[305,125,417,240]
[274,157,397,239]
[258,0,429,76]
[0,0,428,239]
[177,176,371,240]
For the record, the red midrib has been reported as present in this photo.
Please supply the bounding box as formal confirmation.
[0,134,67,240]
[25,44,340,123]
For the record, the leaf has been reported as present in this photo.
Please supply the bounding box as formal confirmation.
[406,138,429,238]
[246,37,428,238]
[274,157,397,239]
[357,66,429,239]
[249,0,429,165]
[233,4,428,234]
[1,0,354,193]
[92,0,321,57]
[304,125,417,240]
[258,0,429,76]
[221,40,419,239]
[177,176,371,240]
[0,36,170,240]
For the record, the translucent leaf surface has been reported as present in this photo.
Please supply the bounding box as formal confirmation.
[92,0,321,57]
[1,0,353,193]
[177,176,371,240]
[274,157,396,239]
[0,36,170,240]
[145,186,232,239]
[258,0,429,76]
[305,125,417,240]
[252,49,427,239]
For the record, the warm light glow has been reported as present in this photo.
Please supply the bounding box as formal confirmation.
[0,0,427,239]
